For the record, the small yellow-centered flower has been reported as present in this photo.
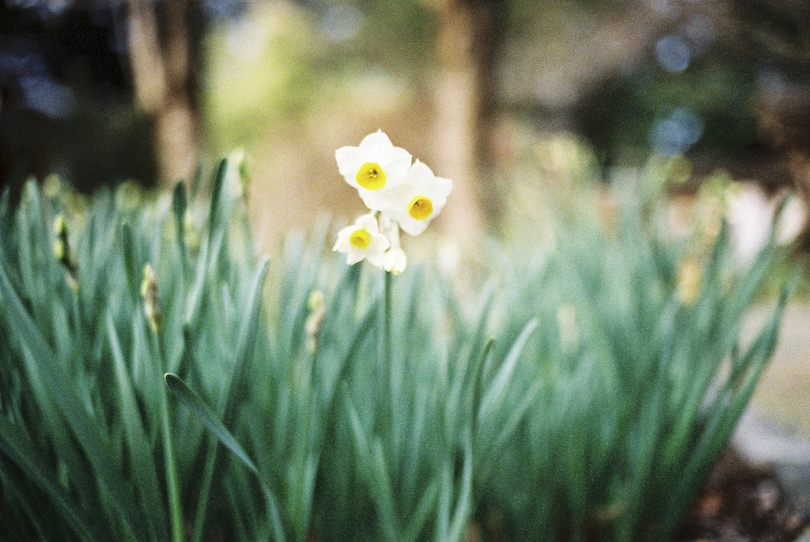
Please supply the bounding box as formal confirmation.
[382,160,453,236]
[335,130,412,211]
[333,214,390,267]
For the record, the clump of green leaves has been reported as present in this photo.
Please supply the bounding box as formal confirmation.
[0,156,793,542]
[479,177,793,541]
[0,158,269,541]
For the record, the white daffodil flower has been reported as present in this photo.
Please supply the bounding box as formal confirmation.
[381,160,453,236]
[333,213,390,267]
[335,130,412,211]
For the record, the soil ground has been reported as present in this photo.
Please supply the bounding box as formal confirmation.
[675,447,809,542]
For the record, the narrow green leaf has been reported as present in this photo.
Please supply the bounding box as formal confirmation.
[436,452,452,542]
[107,312,167,541]
[477,318,538,422]
[0,263,147,541]
[370,438,401,541]
[491,378,542,453]
[172,180,188,275]
[403,482,439,542]
[121,222,140,302]
[319,303,379,425]
[345,392,400,541]
[656,286,790,541]
[184,229,225,328]
[472,338,495,428]
[164,372,287,542]
[165,373,258,484]
[446,429,474,542]
[208,157,228,238]
[0,416,101,541]
[221,256,270,429]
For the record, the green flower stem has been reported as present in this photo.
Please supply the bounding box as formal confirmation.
[154,332,184,542]
[383,269,393,428]
[384,269,392,365]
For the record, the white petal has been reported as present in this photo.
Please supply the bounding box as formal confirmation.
[428,175,453,202]
[398,215,430,236]
[407,162,453,203]
[378,152,412,182]
[346,246,366,265]
[406,160,435,183]
[359,130,393,152]
[333,225,354,252]
[365,234,390,267]
[335,146,364,178]
[355,213,380,234]
[358,189,390,212]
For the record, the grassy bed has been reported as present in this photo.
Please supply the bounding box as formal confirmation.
[0,154,797,541]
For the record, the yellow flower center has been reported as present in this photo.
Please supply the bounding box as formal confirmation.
[349,228,371,249]
[356,162,386,190]
[408,196,433,220]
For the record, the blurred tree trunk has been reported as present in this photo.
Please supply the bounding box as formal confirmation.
[126,0,201,186]
[424,0,506,246]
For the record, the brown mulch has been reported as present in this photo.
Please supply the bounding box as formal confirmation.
[674,447,810,542]
[465,447,809,542]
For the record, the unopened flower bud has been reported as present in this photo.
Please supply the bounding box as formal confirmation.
[305,290,326,353]
[383,247,407,274]
[53,214,78,290]
[141,264,163,332]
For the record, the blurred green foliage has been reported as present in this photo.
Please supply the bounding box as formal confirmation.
[0,153,795,541]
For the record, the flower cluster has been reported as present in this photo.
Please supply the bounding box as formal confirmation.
[333,130,453,273]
